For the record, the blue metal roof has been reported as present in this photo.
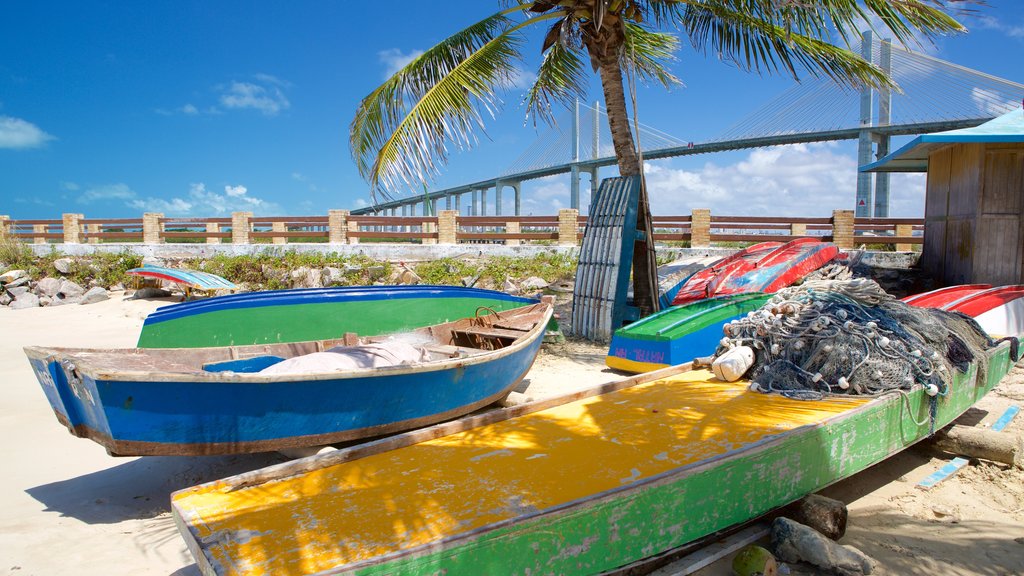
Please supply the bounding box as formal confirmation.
[861,106,1024,173]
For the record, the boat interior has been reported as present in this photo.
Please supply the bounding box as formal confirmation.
[29,302,551,376]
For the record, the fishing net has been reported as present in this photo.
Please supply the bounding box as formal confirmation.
[712,279,996,400]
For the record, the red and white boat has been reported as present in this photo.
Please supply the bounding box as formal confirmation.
[904,284,1024,338]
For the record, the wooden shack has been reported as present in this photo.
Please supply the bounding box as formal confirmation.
[862,108,1024,285]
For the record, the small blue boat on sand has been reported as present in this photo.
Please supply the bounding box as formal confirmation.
[24,302,552,456]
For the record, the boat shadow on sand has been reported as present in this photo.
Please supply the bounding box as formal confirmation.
[25,452,286,525]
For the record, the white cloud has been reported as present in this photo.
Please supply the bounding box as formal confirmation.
[74,182,280,216]
[78,183,137,203]
[970,15,1024,39]
[642,143,927,217]
[0,115,55,149]
[379,48,424,77]
[218,77,290,116]
[181,103,199,116]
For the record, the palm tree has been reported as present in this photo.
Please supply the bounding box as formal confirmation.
[350,0,969,320]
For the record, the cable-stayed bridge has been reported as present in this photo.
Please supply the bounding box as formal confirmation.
[352,33,1023,218]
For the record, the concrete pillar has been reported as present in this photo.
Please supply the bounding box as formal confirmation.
[855,31,874,218]
[570,165,580,210]
[455,193,462,212]
[690,209,711,247]
[558,209,579,245]
[206,222,221,244]
[506,220,521,246]
[62,213,83,244]
[437,210,458,244]
[513,183,521,216]
[231,211,252,244]
[790,222,807,237]
[495,184,503,216]
[589,168,600,216]
[895,223,913,252]
[471,191,479,216]
[272,221,287,245]
[141,213,163,244]
[0,215,8,240]
[33,224,47,244]
[874,38,893,218]
[347,217,360,245]
[832,209,855,249]
[481,188,488,216]
[328,209,349,244]
[86,222,100,244]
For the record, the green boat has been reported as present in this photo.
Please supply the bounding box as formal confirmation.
[171,340,1015,575]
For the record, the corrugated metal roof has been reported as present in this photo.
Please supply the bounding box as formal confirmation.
[860,106,1024,173]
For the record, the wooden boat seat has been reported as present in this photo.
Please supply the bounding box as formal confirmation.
[453,326,528,340]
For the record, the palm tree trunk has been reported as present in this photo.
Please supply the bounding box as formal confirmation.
[596,57,660,319]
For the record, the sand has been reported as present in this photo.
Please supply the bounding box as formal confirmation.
[1,293,1021,575]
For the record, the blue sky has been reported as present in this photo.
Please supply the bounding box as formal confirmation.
[1,2,1021,220]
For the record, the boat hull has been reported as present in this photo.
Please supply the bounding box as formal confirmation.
[172,343,1014,576]
[25,305,551,456]
[606,293,770,373]
[137,285,539,348]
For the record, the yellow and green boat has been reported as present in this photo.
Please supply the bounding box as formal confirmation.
[171,339,1016,575]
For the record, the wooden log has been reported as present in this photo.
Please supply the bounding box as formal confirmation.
[782,493,848,540]
[931,425,1023,468]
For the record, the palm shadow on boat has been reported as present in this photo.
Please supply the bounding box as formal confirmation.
[24,452,286,525]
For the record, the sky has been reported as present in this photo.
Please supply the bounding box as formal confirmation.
[1,1,1021,221]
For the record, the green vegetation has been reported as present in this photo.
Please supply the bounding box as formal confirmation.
[414,253,576,286]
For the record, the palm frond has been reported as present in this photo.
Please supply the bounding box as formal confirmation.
[523,41,590,125]
[682,2,894,90]
[349,11,525,200]
[622,22,682,88]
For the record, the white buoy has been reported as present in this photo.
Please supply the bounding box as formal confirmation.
[712,346,756,382]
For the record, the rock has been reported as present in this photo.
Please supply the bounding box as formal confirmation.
[771,517,875,575]
[141,256,164,267]
[367,265,386,281]
[394,265,421,285]
[783,494,848,540]
[521,276,549,290]
[4,275,30,288]
[0,269,28,284]
[88,279,103,288]
[0,292,11,306]
[461,274,481,288]
[322,266,346,286]
[35,277,64,298]
[7,286,30,298]
[503,279,519,294]
[550,280,575,293]
[10,292,40,310]
[109,282,125,292]
[79,286,110,305]
[53,257,74,274]
[291,267,323,289]
[58,280,86,299]
[131,287,172,299]
[39,295,52,306]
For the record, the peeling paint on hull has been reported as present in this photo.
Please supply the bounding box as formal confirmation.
[172,344,1014,576]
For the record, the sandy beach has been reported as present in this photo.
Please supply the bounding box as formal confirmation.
[1,293,1021,575]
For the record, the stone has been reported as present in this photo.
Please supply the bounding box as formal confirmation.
[53,257,74,274]
[7,286,30,298]
[521,276,549,290]
[131,287,172,299]
[58,280,86,299]
[39,295,52,306]
[0,269,28,284]
[35,277,64,298]
[321,266,346,286]
[503,279,519,294]
[291,267,323,289]
[141,256,164,267]
[79,286,110,305]
[771,517,875,575]
[0,292,11,306]
[366,265,386,281]
[10,292,40,310]
[4,276,30,288]
[109,282,125,292]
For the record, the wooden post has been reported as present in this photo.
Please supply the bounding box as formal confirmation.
[206,222,221,244]
[895,223,913,252]
[790,222,807,238]
[832,210,855,249]
[272,221,287,245]
[506,220,521,246]
[62,213,83,244]
[142,212,164,244]
[558,209,579,245]
[328,210,349,244]
[437,210,458,244]
[231,211,253,244]
[690,209,711,247]
[33,224,47,244]
[0,215,9,240]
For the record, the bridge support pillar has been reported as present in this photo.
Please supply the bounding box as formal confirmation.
[495,182,503,216]
[513,183,521,215]
[570,165,581,210]
[481,188,488,216]
[471,191,479,216]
